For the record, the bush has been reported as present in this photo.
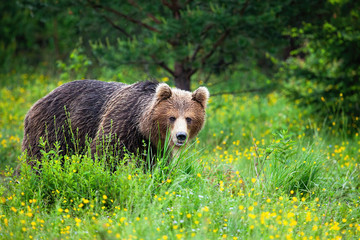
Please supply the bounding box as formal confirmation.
[251,129,326,196]
[279,0,360,135]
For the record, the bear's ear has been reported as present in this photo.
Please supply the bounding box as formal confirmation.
[156,83,172,101]
[192,87,210,108]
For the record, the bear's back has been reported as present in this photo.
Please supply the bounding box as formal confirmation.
[22,80,127,160]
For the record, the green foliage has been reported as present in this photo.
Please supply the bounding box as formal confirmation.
[0,1,39,69]
[2,0,359,133]
[0,1,80,71]
[56,46,92,81]
[279,0,360,134]
[85,0,316,89]
[3,0,332,90]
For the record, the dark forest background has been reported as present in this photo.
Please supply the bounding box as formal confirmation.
[1,0,359,131]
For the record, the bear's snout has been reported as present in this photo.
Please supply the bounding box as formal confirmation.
[176,132,187,142]
[174,131,187,146]
[171,117,189,147]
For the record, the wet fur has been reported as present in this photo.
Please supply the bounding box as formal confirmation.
[23,80,127,165]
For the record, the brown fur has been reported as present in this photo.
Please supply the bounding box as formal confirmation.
[22,80,209,167]
[141,88,206,148]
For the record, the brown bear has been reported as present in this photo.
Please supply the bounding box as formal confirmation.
[22,80,209,167]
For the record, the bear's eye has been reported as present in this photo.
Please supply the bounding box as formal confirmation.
[169,116,176,122]
[186,117,192,124]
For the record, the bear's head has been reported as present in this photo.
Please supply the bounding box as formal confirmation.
[141,83,209,151]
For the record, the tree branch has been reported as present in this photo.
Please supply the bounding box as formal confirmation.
[102,15,132,39]
[90,3,132,38]
[190,44,202,62]
[198,0,249,65]
[239,0,250,15]
[200,24,215,37]
[87,0,159,32]
[151,56,175,76]
[162,0,181,19]
[127,0,162,24]
[161,0,172,8]
[189,68,198,77]
[201,30,229,64]
[188,23,215,63]
[127,0,140,8]
[147,13,162,24]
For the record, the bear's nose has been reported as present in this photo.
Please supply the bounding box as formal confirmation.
[176,132,187,141]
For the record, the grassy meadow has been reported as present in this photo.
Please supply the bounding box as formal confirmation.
[0,72,359,240]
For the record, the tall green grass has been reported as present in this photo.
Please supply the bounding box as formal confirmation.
[0,73,359,239]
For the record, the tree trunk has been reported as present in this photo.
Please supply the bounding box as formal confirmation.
[174,62,192,91]
[174,74,191,91]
